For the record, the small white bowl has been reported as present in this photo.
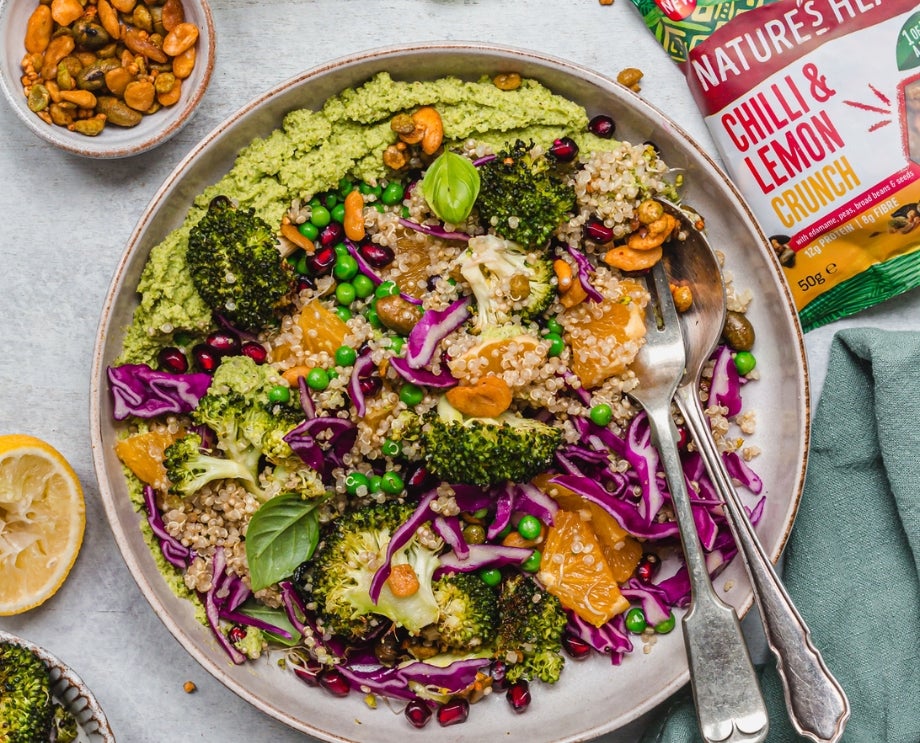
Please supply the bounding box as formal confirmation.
[0,630,115,742]
[0,0,214,158]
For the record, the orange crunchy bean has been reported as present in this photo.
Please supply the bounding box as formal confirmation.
[445,375,513,418]
[386,563,420,597]
[25,4,53,54]
[343,189,366,242]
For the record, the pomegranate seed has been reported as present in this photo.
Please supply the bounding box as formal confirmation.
[241,341,267,364]
[563,632,592,659]
[318,668,351,697]
[489,660,508,692]
[406,466,429,489]
[436,698,469,726]
[404,699,433,728]
[192,343,220,373]
[292,658,324,686]
[636,552,661,583]
[548,136,579,162]
[676,426,689,449]
[318,222,344,247]
[358,242,395,268]
[588,114,616,138]
[228,625,247,643]
[584,218,614,244]
[306,246,336,276]
[206,329,241,356]
[358,376,382,396]
[157,346,188,374]
[295,276,315,293]
[506,679,531,713]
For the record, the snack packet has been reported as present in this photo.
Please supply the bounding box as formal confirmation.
[630,0,920,331]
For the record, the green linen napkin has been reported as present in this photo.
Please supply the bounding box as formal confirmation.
[643,327,920,743]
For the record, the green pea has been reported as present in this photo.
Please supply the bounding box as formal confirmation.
[334,255,359,282]
[734,351,757,375]
[654,611,676,634]
[306,368,330,391]
[471,508,489,520]
[479,568,502,587]
[324,193,338,208]
[333,306,352,323]
[309,197,322,208]
[353,274,375,299]
[310,205,331,228]
[380,471,405,494]
[401,206,411,219]
[386,336,405,355]
[544,332,564,357]
[294,252,309,276]
[338,177,354,195]
[333,242,349,256]
[381,438,401,457]
[589,403,613,427]
[546,317,564,335]
[375,280,399,298]
[335,282,356,305]
[268,385,291,404]
[344,471,370,496]
[359,181,376,195]
[399,382,424,406]
[298,221,319,240]
[517,515,542,540]
[381,181,405,205]
[368,474,383,493]
[365,307,382,328]
[331,202,346,223]
[521,549,542,573]
[625,607,647,634]
[335,345,357,367]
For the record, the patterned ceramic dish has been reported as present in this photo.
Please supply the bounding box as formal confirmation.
[0,629,115,742]
[0,0,214,158]
[90,42,810,742]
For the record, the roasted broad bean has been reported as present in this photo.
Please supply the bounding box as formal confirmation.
[723,310,756,351]
[19,0,199,137]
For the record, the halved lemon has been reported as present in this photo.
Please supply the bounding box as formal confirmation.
[0,434,85,615]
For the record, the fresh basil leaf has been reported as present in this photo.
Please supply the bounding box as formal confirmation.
[245,493,320,591]
[238,599,301,647]
[421,150,481,224]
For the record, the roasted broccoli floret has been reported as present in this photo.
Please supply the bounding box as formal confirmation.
[433,571,499,651]
[163,355,313,501]
[458,235,555,330]
[0,641,53,743]
[49,704,78,743]
[476,139,576,250]
[300,501,442,642]
[163,433,257,498]
[186,194,293,330]
[418,397,562,486]
[495,573,567,684]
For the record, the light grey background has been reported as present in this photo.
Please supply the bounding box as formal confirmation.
[2,1,919,741]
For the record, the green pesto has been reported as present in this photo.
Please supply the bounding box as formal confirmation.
[119,72,610,366]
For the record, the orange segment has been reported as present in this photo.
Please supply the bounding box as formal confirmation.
[0,434,85,615]
[563,277,646,389]
[535,474,642,583]
[115,428,183,491]
[538,509,630,627]
[391,228,435,298]
[297,298,349,356]
[449,334,545,385]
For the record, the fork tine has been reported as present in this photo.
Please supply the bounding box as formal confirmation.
[649,260,682,340]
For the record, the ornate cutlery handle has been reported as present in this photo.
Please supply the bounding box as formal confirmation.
[676,385,850,743]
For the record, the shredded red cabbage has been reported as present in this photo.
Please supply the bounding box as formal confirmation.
[432,516,469,560]
[369,491,437,602]
[141,485,194,569]
[388,355,459,388]
[710,345,743,416]
[723,450,764,494]
[564,610,633,665]
[347,349,377,418]
[433,544,531,577]
[203,547,247,664]
[564,245,604,302]
[405,297,470,369]
[397,217,471,242]
[619,578,672,626]
[108,363,211,420]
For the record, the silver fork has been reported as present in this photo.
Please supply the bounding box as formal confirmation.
[628,261,769,743]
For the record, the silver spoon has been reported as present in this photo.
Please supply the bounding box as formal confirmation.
[660,200,851,743]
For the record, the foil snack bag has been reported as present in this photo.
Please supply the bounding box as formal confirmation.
[631,0,920,330]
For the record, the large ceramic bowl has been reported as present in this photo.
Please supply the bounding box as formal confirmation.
[90,42,810,742]
[0,0,215,158]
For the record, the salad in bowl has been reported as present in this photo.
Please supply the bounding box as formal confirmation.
[94,45,806,742]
